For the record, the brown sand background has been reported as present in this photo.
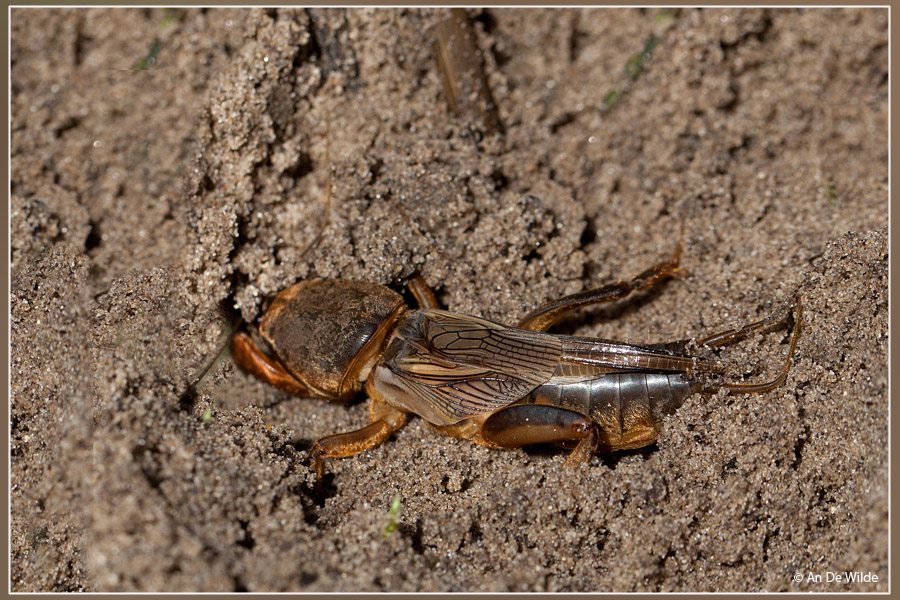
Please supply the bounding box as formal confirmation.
[10,7,887,592]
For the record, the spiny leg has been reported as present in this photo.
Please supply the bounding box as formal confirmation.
[480,404,599,467]
[232,332,312,396]
[517,243,682,332]
[308,399,408,481]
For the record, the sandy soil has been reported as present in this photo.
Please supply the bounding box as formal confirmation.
[10,7,887,592]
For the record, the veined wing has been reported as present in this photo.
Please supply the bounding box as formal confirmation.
[559,336,719,373]
[376,309,563,425]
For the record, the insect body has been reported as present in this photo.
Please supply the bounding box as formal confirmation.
[232,249,801,473]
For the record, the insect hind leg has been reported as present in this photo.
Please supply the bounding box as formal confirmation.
[516,243,682,332]
[479,404,599,466]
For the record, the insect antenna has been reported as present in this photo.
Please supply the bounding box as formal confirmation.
[395,202,443,258]
[192,313,245,392]
[297,109,332,262]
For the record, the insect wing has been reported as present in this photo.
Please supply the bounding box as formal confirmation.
[380,309,563,424]
[559,336,719,373]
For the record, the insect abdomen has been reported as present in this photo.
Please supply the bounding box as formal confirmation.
[528,373,699,450]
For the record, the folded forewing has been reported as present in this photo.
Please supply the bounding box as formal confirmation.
[380,310,563,424]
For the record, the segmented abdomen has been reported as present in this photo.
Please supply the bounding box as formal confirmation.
[527,372,699,448]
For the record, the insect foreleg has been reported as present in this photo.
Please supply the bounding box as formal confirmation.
[231,331,313,396]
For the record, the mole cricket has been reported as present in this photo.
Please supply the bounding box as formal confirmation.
[231,243,801,478]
